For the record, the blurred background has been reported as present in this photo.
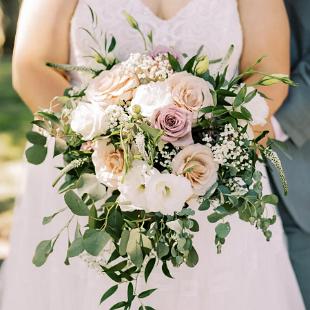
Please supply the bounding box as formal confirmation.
[0,0,32,264]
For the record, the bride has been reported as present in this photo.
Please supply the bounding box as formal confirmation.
[0,0,305,309]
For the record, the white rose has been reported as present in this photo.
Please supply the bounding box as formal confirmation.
[70,102,108,140]
[145,173,193,215]
[92,139,125,188]
[131,81,172,118]
[118,160,157,211]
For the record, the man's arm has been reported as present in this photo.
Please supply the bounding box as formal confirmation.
[276,54,310,147]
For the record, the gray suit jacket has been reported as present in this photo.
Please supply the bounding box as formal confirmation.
[269,0,310,233]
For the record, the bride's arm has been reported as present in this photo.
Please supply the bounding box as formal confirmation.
[12,0,78,113]
[238,0,290,140]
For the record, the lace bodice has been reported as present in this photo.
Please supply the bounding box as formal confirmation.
[70,0,243,83]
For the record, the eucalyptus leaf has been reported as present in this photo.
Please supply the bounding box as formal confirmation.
[186,246,199,267]
[119,230,130,256]
[83,229,110,256]
[262,194,279,205]
[157,242,169,259]
[67,237,84,257]
[32,240,53,267]
[215,223,231,239]
[198,199,210,211]
[25,144,48,165]
[64,190,89,216]
[26,131,47,146]
[126,229,143,268]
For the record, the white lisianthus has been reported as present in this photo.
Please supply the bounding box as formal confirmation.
[145,173,193,215]
[243,86,269,126]
[70,101,108,140]
[118,160,158,211]
[131,81,172,118]
[92,139,125,188]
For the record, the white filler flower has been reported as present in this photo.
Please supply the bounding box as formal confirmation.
[131,81,172,118]
[70,101,108,140]
[145,173,193,215]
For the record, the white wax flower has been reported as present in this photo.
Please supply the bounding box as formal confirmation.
[70,101,108,140]
[145,173,193,215]
[131,81,172,118]
[118,160,157,211]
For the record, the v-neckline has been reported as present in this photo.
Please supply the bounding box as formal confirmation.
[136,0,197,23]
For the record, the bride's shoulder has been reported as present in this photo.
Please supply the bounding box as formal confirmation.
[21,0,79,19]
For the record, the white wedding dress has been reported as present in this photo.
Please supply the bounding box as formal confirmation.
[0,0,305,309]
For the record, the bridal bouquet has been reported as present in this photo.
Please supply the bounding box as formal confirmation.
[26,12,293,309]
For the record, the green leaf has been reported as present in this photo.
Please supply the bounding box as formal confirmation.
[100,284,118,305]
[36,111,60,123]
[138,288,157,299]
[25,144,48,165]
[110,301,128,310]
[108,36,116,53]
[88,205,98,229]
[189,219,200,232]
[186,246,199,267]
[215,223,231,239]
[168,53,181,72]
[42,208,66,225]
[54,138,67,157]
[32,240,53,267]
[119,230,130,256]
[106,207,123,239]
[162,261,173,279]
[233,85,247,107]
[244,89,257,103]
[127,282,135,304]
[126,229,144,268]
[262,194,279,205]
[64,190,89,216]
[139,123,163,143]
[144,257,156,283]
[207,212,226,223]
[82,229,110,256]
[26,131,47,145]
[157,242,169,259]
[198,199,210,211]
[177,208,195,216]
[183,55,197,73]
[67,237,84,257]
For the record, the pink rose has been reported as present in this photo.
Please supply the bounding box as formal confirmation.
[167,71,213,112]
[86,64,139,106]
[151,104,193,147]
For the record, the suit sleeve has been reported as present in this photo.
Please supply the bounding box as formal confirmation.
[276,55,310,148]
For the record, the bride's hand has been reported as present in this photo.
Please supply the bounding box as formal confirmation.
[252,119,275,146]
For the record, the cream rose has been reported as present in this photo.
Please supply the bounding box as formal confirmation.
[70,101,107,140]
[167,71,213,112]
[92,139,125,188]
[86,64,139,106]
[171,143,219,196]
